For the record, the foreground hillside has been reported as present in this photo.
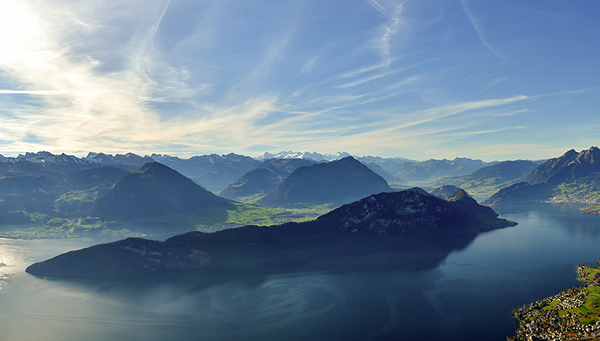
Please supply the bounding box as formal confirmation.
[26,188,516,279]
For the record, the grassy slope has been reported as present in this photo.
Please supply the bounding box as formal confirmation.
[558,267,600,325]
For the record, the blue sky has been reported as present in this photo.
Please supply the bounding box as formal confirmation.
[0,0,598,161]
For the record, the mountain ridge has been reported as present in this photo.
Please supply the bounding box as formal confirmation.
[25,188,517,279]
[257,156,392,207]
[87,162,235,221]
[484,147,600,206]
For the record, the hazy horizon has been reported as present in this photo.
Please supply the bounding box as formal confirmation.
[0,147,577,163]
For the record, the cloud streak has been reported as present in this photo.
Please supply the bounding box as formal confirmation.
[0,90,64,95]
[461,0,503,59]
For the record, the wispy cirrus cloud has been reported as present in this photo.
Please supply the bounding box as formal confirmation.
[461,0,503,59]
[0,0,216,154]
[0,90,64,95]
[0,0,597,161]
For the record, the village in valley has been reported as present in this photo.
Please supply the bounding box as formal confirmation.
[509,262,600,341]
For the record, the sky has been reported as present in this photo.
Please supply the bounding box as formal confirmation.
[0,0,598,161]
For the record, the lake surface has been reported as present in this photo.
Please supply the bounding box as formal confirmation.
[2,203,600,340]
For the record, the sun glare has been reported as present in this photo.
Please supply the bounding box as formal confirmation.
[0,1,43,64]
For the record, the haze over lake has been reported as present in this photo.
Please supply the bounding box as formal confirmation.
[1,203,599,340]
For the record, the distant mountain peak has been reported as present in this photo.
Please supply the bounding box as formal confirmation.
[257,156,392,207]
[135,161,173,174]
[572,146,600,165]
[88,162,233,220]
[447,189,470,201]
[525,146,600,185]
[262,151,351,162]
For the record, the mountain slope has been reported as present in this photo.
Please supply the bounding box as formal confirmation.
[87,162,235,221]
[484,147,600,206]
[365,162,407,184]
[52,167,132,217]
[257,156,392,207]
[219,158,317,202]
[432,160,541,196]
[525,147,600,185]
[26,188,516,279]
[151,153,260,193]
[429,185,462,199]
[393,157,494,183]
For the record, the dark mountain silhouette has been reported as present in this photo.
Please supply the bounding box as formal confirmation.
[26,188,516,279]
[257,156,392,207]
[87,162,235,221]
[219,158,316,201]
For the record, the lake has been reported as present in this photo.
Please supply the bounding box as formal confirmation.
[2,203,600,340]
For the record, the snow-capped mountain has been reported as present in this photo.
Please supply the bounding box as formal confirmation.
[262,151,352,162]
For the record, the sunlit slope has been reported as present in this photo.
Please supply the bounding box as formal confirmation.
[485,147,600,207]
[432,160,541,196]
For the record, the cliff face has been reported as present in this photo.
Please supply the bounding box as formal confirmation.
[26,188,516,280]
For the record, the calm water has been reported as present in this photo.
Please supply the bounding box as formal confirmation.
[2,203,600,340]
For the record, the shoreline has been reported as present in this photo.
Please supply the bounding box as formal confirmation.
[508,263,600,341]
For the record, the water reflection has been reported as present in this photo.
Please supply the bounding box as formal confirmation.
[2,204,600,340]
